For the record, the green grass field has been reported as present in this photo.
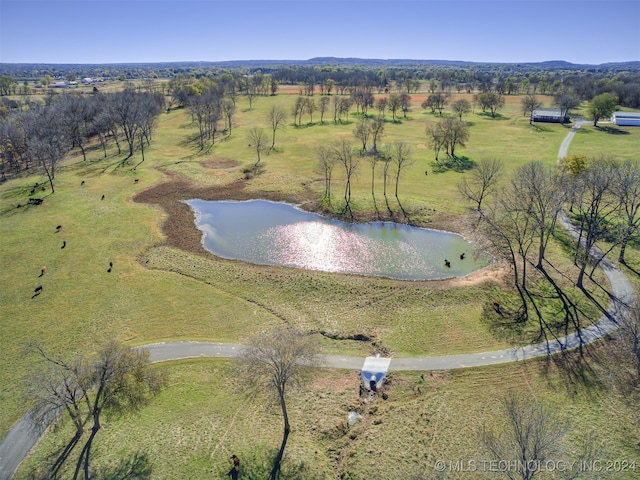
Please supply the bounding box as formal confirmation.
[2,88,640,478]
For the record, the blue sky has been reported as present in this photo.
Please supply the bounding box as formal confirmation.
[1,0,639,64]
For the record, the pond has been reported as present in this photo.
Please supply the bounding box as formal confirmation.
[186,199,491,281]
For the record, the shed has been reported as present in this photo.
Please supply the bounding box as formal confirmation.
[531,108,569,124]
[361,356,391,391]
[611,111,640,126]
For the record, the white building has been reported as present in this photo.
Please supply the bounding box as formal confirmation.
[610,111,640,126]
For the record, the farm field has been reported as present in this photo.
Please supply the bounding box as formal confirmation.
[2,85,640,478]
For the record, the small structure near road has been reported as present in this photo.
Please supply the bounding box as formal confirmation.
[360,355,391,394]
[531,108,570,124]
[611,111,640,126]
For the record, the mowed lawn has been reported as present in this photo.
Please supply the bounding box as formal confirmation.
[2,86,640,476]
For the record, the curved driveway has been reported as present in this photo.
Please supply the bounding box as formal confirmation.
[0,120,635,480]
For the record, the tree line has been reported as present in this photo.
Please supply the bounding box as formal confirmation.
[460,156,640,352]
[0,89,164,186]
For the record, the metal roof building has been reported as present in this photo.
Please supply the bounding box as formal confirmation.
[531,108,570,124]
[611,111,640,126]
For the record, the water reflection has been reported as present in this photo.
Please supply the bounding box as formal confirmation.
[187,199,490,280]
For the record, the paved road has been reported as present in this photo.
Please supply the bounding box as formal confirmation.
[0,120,635,480]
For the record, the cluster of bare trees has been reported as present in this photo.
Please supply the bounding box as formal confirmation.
[473,92,505,117]
[421,92,449,116]
[0,89,163,185]
[316,138,413,218]
[462,157,640,350]
[425,116,470,163]
[187,88,236,150]
[26,340,165,479]
[480,392,599,480]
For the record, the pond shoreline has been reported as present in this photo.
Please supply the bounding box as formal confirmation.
[133,169,503,286]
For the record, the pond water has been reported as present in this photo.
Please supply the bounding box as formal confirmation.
[186,199,490,281]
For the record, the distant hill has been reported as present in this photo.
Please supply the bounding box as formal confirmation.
[2,58,639,69]
[1,58,639,79]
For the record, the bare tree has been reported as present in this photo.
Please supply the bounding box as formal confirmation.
[474,92,505,117]
[510,162,565,269]
[390,141,413,201]
[441,117,469,158]
[235,328,318,480]
[388,93,401,121]
[606,300,640,391]
[110,89,162,160]
[458,158,504,212]
[221,97,236,135]
[381,145,394,214]
[554,92,581,121]
[353,117,371,152]
[293,96,306,126]
[318,96,330,123]
[188,91,221,150]
[305,97,317,123]
[315,145,336,204]
[370,116,385,154]
[399,93,412,119]
[479,191,536,322]
[613,160,640,264]
[20,106,69,193]
[26,340,165,480]
[521,94,542,123]
[268,105,287,149]
[480,393,567,480]
[333,139,358,216]
[375,97,387,119]
[451,98,471,120]
[57,94,93,161]
[246,76,260,109]
[425,121,445,163]
[247,127,267,168]
[571,158,620,289]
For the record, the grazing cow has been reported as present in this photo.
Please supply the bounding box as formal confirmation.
[134,178,139,183]
[228,455,240,480]
[30,188,35,195]
[61,241,66,249]
[56,225,62,232]
[81,180,85,185]
[34,285,43,294]
[444,259,451,268]
[460,253,465,260]
[40,266,46,276]
[101,194,105,200]
[107,261,113,273]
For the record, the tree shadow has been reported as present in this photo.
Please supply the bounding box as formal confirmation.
[480,302,530,344]
[430,156,475,173]
[477,112,507,120]
[541,345,605,398]
[95,451,153,479]
[621,260,640,278]
[595,125,630,135]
